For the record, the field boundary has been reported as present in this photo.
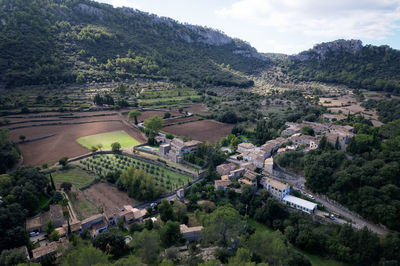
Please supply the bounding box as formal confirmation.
[8,119,122,130]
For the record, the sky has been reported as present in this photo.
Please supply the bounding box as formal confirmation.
[96,0,400,55]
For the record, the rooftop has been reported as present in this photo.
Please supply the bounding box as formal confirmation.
[215,179,231,188]
[81,214,103,225]
[283,195,317,210]
[180,224,203,234]
[238,142,255,149]
[262,177,288,191]
[32,241,59,260]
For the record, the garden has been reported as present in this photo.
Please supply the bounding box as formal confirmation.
[78,154,193,191]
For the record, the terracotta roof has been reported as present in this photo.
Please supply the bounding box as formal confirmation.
[215,179,231,188]
[81,214,103,225]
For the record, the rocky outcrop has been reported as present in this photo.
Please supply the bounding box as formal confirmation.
[73,3,107,19]
[291,39,363,61]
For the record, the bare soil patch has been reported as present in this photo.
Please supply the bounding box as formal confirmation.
[10,121,146,166]
[163,116,200,126]
[181,103,210,116]
[82,182,139,218]
[163,120,233,144]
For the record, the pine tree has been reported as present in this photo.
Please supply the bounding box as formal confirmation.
[50,174,56,190]
[67,217,71,235]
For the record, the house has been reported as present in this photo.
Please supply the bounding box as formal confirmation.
[90,219,109,238]
[237,142,255,153]
[62,220,82,234]
[261,177,290,200]
[282,195,317,214]
[241,162,257,172]
[119,205,147,225]
[159,138,202,163]
[81,214,104,231]
[239,171,258,189]
[214,179,231,191]
[26,205,65,233]
[263,157,274,175]
[325,131,354,150]
[32,241,61,261]
[55,227,67,238]
[290,134,319,150]
[229,168,245,179]
[180,224,203,242]
[216,163,236,176]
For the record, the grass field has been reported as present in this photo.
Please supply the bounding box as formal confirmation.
[76,130,140,150]
[79,154,193,191]
[52,166,96,188]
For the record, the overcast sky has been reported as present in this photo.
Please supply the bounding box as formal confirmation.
[96,0,400,54]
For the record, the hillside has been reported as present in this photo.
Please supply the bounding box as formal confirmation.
[0,0,269,89]
[284,39,400,93]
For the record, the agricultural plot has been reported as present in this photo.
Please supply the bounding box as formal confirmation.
[51,166,96,188]
[76,130,140,150]
[79,154,193,191]
[163,119,234,144]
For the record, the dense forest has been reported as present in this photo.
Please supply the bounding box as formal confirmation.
[0,0,268,89]
[285,43,400,93]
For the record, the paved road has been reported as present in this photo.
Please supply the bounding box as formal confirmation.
[272,167,388,235]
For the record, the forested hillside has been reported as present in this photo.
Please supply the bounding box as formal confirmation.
[284,40,400,93]
[0,0,268,89]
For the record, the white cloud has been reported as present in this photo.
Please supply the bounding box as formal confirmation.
[216,0,400,40]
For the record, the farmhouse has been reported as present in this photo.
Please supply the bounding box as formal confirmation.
[26,205,65,233]
[159,138,202,163]
[32,240,66,262]
[263,157,274,175]
[261,177,290,200]
[239,171,258,189]
[325,131,354,150]
[216,162,237,176]
[180,224,203,242]
[289,134,319,150]
[282,195,317,214]
[214,179,231,191]
[118,205,147,226]
[237,142,255,153]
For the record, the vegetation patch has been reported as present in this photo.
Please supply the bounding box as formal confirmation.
[76,130,140,150]
[51,166,96,188]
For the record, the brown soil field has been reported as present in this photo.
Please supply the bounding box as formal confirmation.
[163,120,233,144]
[10,121,146,166]
[124,110,181,123]
[163,116,200,126]
[82,182,139,218]
[182,103,210,115]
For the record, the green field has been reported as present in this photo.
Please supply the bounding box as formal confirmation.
[76,130,140,150]
[79,154,193,191]
[52,166,96,188]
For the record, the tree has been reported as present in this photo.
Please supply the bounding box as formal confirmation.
[163,112,171,119]
[247,230,288,265]
[227,248,253,265]
[59,157,68,167]
[111,142,121,153]
[0,248,28,266]
[93,230,126,257]
[301,126,314,136]
[202,206,244,247]
[44,221,55,235]
[49,230,60,241]
[97,144,103,151]
[130,229,160,264]
[128,110,141,125]
[144,115,163,134]
[50,174,56,191]
[160,221,183,247]
[90,146,98,153]
[61,244,109,266]
[19,135,26,142]
[60,182,72,192]
[158,199,174,222]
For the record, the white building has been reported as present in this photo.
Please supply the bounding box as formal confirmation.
[282,195,317,214]
[261,177,290,200]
